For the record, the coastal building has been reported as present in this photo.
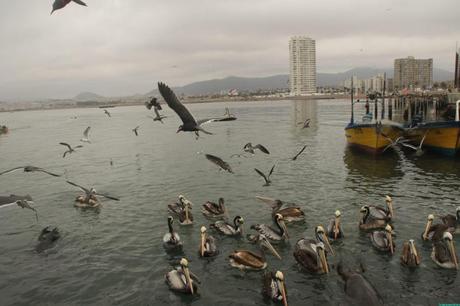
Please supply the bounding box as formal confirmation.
[289,36,316,95]
[394,56,433,89]
[455,47,460,90]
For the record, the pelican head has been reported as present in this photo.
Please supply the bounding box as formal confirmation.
[385,195,394,217]
[334,210,341,239]
[360,206,370,222]
[179,258,194,294]
[168,216,174,224]
[316,242,329,274]
[408,239,420,264]
[335,210,341,217]
[443,232,458,269]
[422,214,435,240]
[200,226,207,256]
[275,271,288,306]
[316,225,333,255]
[259,234,282,260]
[385,224,394,254]
[275,213,289,238]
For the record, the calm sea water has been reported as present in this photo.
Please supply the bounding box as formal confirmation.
[0,100,459,306]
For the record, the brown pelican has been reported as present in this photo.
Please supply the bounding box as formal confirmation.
[262,270,288,306]
[201,197,227,219]
[431,232,458,270]
[199,226,218,257]
[255,196,305,223]
[210,216,244,236]
[359,206,387,231]
[441,207,460,234]
[168,195,193,225]
[163,216,182,251]
[327,210,344,240]
[36,227,60,253]
[337,263,383,306]
[229,234,281,270]
[366,196,394,221]
[400,239,421,267]
[370,224,395,254]
[293,240,329,274]
[165,258,199,294]
[421,214,449,241]
[250,214,289,243]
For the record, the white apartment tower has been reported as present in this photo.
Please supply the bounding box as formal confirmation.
[289,36,317,95]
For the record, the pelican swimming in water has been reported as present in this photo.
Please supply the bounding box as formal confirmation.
[370,224,395,254]
[165,258,199,294]
[327,210,344,240]
[255,196,304,223]
[441,207,460,234]
[359,206,387,231]
[201,197,227,220]
[229,234,281,270]
[163,216,182,251]
[210,215,244,236]
[421,214,450,241]
[262,270,288,306]
[431,232,458,270]
[366,195,394,221]
[293,240,329,274]
[400,239,421,267]
[250,214,289,244]
[168,195,193,225]
[199,226,218,257]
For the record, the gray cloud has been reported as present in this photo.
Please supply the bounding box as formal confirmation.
[0,0,459,100]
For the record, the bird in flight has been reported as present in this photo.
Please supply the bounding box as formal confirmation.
[0,166,60,177]
[148,107,167,123]
[51,0,87,15]
[66,181,120,203]
[60,142,83,158]
[103,109,111,117]
[80,126,91,143]
[145,97,162,111]
[205,154,233,173]
[243,143,270,155]
[132,126,140,136]
[292,145,307,161]
[254,165,275,186]
[298,118,311,129]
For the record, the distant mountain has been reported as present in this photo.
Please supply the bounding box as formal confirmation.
[147,67,454,97]
[74,92,104,101]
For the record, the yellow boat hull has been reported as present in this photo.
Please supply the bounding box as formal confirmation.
[345,123,403,154]
[404,122,460,156]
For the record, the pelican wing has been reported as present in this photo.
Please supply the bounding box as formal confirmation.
[251,224,280,240]
[37,169,61,177]
[158,82,197,126]
[66,180,90,194]
[72,0,87,6]
[292,145,307,160]
[255,196,280,209]
[205,154,233,173]
[255,144,270,154]
[0,167,24,176]
[268,165,275,178]
[210,221,236,235]
[59,142,72,150]
[95,193,120,201]
[230,250,265,269]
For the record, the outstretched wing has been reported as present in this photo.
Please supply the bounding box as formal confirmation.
[66,180,90,194]
[255,196,280,209]
[95,193,120,201]
[268,164,275,178]
[292,145,307,160]
[83,126,90,138]
[59,142,72,150]
[72,0,87,6]
[0,167,24,176]
[197,118,221,125]
[74,145,83,149]
[254,168,268,183]
[255,144,270,154]
[158,82,196,126]
[205,154,232,173]
[37,169,61,177]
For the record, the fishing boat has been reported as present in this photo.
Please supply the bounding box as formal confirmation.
[403,100,460,156]
[344,79,403,154]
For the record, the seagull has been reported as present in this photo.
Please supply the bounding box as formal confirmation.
[132,126,140,136]
[80,126,91,143]
[148,107,167,123]
[205,154,233,173]
[103,109,111,117]
[51,0,87,15]
[59,142,83,158]
[145,97,162,110]
[0,166,60,177]
[400,132,428,156]
[292,145,307,160]
[254,165,275,186]
[158,82,224,138]
[66,180,120,203]
[298,118,311,129]
[243,143,270,155]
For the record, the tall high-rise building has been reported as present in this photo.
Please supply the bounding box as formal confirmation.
[394,56,433,89]
[289,36,316,95]
[455,47,460,89]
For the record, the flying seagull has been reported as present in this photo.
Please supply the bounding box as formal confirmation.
[148,107,167,123]
[254,165,275,186]
[145,97,162,110]
[0,166,60,177]
[132,126,140,136]
[66,181,120,202]
[80,126,91,143]
[298,118,311,129]
[158,82,224,138]
[292,145,307,161]
[103,109,111,117]
[60,142,83,158]
[243,143,270,155]
[51,0,87,15]
[205,154,233,173]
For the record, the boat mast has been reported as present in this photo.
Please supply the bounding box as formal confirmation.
[350,77,354,124]
[381,72,386,120]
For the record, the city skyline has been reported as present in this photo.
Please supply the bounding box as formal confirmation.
[289,36,316,95]
[0,0,459,101]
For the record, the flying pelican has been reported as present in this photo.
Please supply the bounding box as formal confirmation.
[250,213,289,243]
[168,195,193,225]
[199,226,218,257]
[431,232,458,270]
[201,197,227,219]
[327,210,344,240]
[66,180,120,207]
[370,224,395,254]
[51,0,86,14]
[229,234,281,270]
[255,196,305,223]
[80,126,91,143]
[210,216,244,236]
[0,166,60,177]
[165,258,199,294]
[254,165,276,186]
[359,206,387,231]
[298,118,311,129]
[59,142,83,158]
[205,154,233,173]
[262,271,288,306]
[163,216,182,251]
[441,207,460,234]
[36,226,60,253]
[400,239,421,267]
[243,143,270,154]
[103,109,111,117]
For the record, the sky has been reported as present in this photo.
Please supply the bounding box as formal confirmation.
[0,0,459,101]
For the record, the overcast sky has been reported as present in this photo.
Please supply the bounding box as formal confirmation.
[0,0,459,101]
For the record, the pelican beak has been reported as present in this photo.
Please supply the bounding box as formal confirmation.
[410,240,420,265]
[319,248,329,274]
[322,232,334,255]
[184,267,194,294]
[185,205,190,223]
[200,232,205,257]
[387,231,394,254]
[449,240,458,270]
[280,280,288,306]
[262,239,282,260]
[334,217,340,240]
[281,220,289,239]
[422,219,432,240]
[387,200,394,218]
